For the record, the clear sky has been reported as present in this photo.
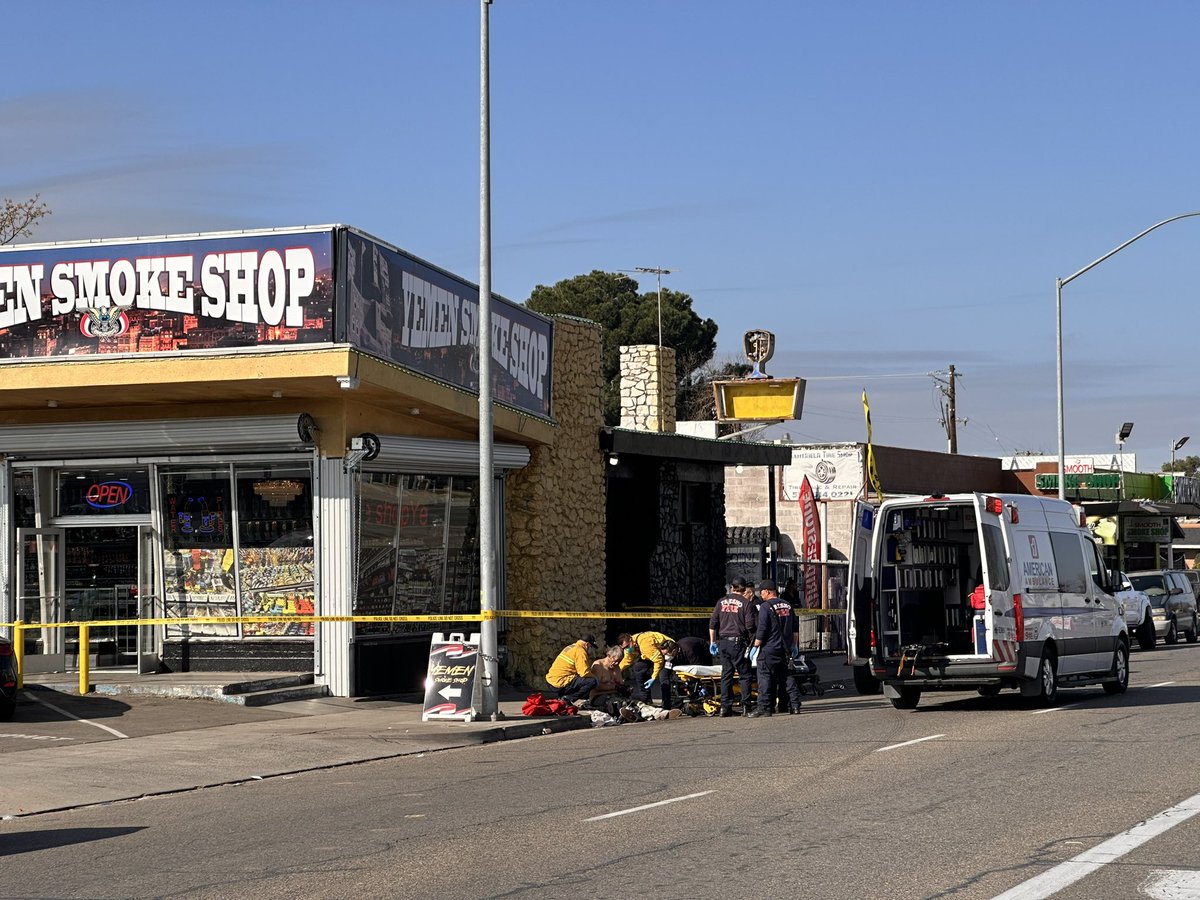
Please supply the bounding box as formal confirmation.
[5,1,1198,470]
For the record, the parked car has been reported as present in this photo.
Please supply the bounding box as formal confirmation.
[1127,570,1199,645]
[0,635,15,720]
[1116,571,1156,650]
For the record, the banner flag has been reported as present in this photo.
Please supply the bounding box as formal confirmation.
[862,390,885,500]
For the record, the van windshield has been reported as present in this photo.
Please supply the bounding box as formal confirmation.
[1130,574,1168,606]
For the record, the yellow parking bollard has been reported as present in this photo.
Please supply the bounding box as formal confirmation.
[78,623,90,695]
[14,620,23,690]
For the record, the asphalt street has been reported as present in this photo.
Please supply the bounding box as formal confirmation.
[2,646,1200,899]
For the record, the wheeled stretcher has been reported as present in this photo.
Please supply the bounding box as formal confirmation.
[670,657,825,715]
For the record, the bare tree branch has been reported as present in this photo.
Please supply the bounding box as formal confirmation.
[0,195,51,244]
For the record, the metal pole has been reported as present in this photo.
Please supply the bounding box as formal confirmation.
[1056,212,1200,504]
[1056,277,1066,502]
[767,465,777,583]
[478,0,500,720]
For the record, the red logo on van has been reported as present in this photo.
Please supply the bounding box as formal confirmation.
[86,481,133,509]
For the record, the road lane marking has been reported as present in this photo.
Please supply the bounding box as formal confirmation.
[0,733,74,742]
[584,790,714,821]
[22,691,128,739]
[1140,868,1200,899]
[875,734,944,752]
[991,791,1200,900]
[1032,701,1082,715]
[1150,681,1175,688]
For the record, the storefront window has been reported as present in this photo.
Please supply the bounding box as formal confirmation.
[354,473,481,635]
[12,469,35,528]
[160,464,314,639]
[161,468,237,638]
[235,466,314,636]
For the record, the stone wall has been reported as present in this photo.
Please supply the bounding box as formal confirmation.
[505,317,606,687]
[619,345,676,433]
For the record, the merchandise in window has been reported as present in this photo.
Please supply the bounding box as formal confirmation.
[161,469,237,638]
[236,467,315,637]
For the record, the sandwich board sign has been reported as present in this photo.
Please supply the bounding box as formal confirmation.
[422,632,480,722]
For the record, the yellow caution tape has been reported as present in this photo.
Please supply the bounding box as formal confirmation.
[0,608,847,630]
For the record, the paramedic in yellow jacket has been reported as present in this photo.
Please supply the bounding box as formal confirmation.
[544,635,599,706]
[617,631,678,709]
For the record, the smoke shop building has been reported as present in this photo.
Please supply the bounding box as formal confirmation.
[0,225,574,697]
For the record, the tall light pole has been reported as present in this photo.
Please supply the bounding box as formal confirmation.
[1172,435,1190,472]
[1169,435,1190,568]
[478,0,499,720]
[1115,421,1133,500]
[1056,212,1200,501]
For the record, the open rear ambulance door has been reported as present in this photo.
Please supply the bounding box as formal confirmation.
[847,500,880,693]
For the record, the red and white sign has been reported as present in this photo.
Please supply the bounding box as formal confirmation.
[799,476,821,610]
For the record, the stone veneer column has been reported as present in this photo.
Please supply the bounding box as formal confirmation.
[504,317,607,688]
[619,345,676,433]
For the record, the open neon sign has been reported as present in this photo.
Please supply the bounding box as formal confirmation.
[86,481,134,509]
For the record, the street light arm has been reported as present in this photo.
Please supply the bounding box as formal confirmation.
[1056,211,1200,503]
[1061,211,1200,287]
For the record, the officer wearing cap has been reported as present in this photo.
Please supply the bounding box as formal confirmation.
[746,580,802,717]
[708,577,756,717]
[544,635,599,706]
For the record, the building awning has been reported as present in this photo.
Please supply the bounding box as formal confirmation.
[1082,499,1200,517]
[599,427,792,466]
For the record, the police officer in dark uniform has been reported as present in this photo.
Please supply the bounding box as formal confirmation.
[746,579,802,717]
[708,576,756,717]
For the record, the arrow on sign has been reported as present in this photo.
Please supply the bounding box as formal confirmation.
[438,686,462,700]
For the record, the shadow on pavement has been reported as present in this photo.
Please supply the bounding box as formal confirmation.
[15,687,132,721]
[0,826,147,856]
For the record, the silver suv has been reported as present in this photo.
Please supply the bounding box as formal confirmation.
[1127,570,1199,645]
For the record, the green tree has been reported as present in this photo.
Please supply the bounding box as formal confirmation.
[526,270,718,425]
[1163,455,1200,477]
[1,195,50,244]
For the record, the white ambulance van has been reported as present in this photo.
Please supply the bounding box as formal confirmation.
[846,492,1129,709]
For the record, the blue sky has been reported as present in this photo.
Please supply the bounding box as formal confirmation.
[5,1,1199,469]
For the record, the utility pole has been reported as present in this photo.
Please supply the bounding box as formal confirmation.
[935,365,964,454]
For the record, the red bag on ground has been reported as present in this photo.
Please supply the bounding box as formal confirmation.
[544,698,576,716]
[522,693,555,716]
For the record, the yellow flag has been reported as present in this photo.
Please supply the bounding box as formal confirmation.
[862,390,884,500]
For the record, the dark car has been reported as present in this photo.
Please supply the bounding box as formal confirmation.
[0,636,15,720]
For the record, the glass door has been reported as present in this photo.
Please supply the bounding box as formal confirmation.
[137,524,162,674]
[63,525,140,669]
[16,528,66,674]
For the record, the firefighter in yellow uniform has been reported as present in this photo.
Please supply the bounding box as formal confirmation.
[544,635,599,706]
[617,631,677,708]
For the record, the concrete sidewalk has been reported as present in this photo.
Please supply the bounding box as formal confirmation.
[1,653,852,820]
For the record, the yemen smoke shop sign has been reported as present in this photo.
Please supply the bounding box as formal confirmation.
[341,230,553,420]
[422,632,481,722]
[0,230,335,357]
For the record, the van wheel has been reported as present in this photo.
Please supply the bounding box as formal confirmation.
[977,685,1002,697]
[1137,614,1157,650]
[889,687,921,710]
[1186,616,1198,644]
[1166,619,1178,645]
[1103,642,1129,695]
[0,698,12,722]
[1034,652,1058,706]
[852,665,882,695]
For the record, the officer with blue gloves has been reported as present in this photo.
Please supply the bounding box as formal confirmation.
[708,576,757,717]
[746,579,803,717]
